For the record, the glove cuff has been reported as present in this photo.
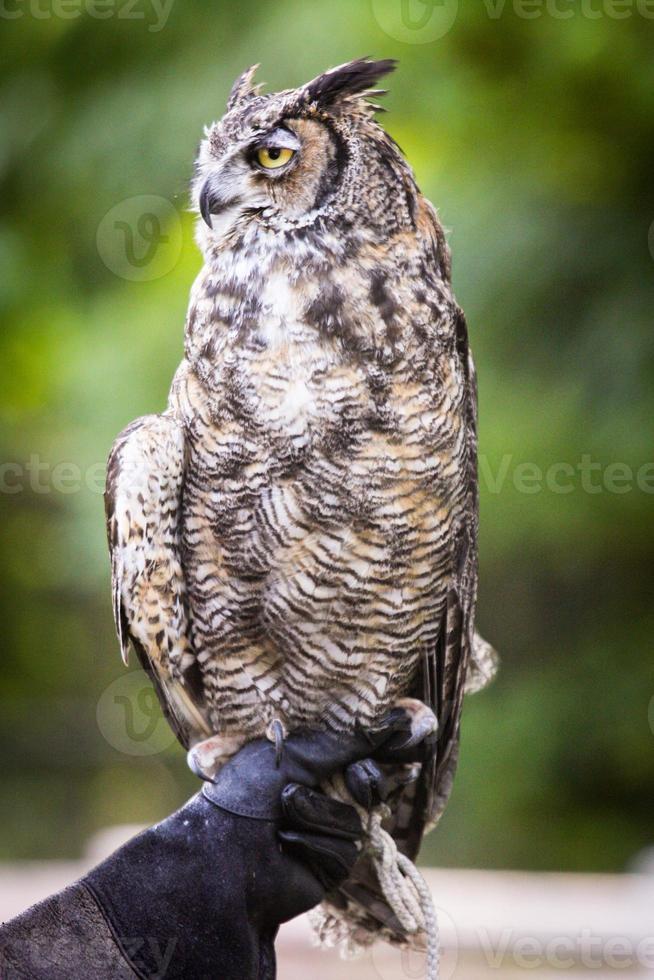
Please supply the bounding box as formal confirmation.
[202,741,283,820]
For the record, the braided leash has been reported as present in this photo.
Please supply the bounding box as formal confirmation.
[365,806,440,980]
[326,772,440,980]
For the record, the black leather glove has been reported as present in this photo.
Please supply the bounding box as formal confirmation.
[84,716,416,980]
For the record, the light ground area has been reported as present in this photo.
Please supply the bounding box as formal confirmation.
[1,827,652,979]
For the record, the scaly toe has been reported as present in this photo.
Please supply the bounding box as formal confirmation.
[384,698,438,751]
[187,733,246,782]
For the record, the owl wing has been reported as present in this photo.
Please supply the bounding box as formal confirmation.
[105,413,211,750]
[400,307,481,855]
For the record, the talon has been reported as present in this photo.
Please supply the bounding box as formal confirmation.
[187,746,210,781]
[266,719,287,768]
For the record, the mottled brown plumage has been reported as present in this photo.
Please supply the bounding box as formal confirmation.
[105,59,497,949]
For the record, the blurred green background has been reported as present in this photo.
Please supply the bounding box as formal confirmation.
[1,0,653,872]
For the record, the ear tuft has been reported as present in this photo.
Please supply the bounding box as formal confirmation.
[303,58,397,107]
[227,64,261,111]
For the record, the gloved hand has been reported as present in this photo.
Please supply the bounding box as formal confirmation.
[84,713,419,980]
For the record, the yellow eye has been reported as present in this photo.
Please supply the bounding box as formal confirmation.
[256,146,295,170]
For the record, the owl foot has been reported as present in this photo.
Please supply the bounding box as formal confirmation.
[265,718,287,768]
[371,697,438,756]
[187,733,248,782]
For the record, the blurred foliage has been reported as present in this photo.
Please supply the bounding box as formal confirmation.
[0,0,653,870]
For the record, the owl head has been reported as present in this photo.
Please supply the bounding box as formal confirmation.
[193,58,419,250]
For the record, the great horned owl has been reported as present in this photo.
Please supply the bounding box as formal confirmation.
[105,58,497,948]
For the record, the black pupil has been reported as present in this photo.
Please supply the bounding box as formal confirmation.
[267,147,281,160]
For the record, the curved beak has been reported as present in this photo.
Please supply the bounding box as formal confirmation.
[198,178,242,229]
